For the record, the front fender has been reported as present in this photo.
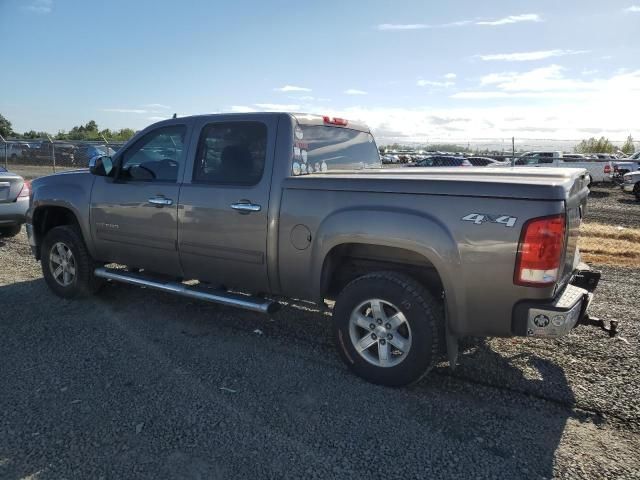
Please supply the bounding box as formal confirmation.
[28,176,95,257]
[310,206,466,334]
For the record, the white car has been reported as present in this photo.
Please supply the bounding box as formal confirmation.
[622,171,640,200]
[515,151,612,184]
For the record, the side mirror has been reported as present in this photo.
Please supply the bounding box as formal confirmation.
[89,155,114,177]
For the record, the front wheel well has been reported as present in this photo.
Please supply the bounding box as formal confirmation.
[321,243,444,301]
[32,206,80,259]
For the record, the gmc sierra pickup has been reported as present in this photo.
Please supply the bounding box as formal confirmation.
[27,112,602,386]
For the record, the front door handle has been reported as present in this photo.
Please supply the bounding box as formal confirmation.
[148,196,173,207]
[230,202,261,213]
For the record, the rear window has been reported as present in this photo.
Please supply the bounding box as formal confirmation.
[292,125,380,175]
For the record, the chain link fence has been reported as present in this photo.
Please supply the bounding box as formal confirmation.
[0,138,125,179]
[1,135,637,180]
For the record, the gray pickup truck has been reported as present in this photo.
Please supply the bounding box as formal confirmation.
[26,112,602,386]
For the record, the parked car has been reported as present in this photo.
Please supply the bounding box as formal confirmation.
[74,145,117,165]
[2,142,31,161]
[0,166,29,237]
[28,142,77,166]
[466,156,508,167]
[621,171,640,200]
[27,112,601,387]
[610,152,640,184]
[407,155,472,167]
[515,151,611,185]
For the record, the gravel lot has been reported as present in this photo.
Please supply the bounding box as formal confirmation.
[1,189,639,479]
[585,184,640,228]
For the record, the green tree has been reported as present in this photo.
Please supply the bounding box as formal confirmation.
[0,113,14,138]
[621,134,636,155]
[574,136,615,154]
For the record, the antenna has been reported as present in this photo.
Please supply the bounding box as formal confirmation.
[172,113,177,119]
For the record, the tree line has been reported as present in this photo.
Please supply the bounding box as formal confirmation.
[0,113,136,142]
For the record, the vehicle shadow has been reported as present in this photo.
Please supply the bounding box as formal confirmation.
[617,198,638,205]
[589,190,610,199]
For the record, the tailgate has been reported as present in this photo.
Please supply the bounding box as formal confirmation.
[0,173,24,203]
[562,173,590,281]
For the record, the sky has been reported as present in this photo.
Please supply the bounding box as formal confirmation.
[1,0,639,144]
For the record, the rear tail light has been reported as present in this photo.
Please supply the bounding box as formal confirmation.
[18,181,31,198]
[323,116,348,126]
[604,164,611,174]
[514,214,565,287]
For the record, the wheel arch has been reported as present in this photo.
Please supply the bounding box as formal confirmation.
[31,204,84,260]
[312,207,464,333]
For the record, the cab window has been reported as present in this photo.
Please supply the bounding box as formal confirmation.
[119,125,186,182]
[193,121,267,186]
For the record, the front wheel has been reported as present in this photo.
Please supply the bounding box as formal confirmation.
[41,225,104,298]
[332,272,443,387]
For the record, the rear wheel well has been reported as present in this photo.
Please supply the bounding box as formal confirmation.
[321,243,444,301]
[32,206,80,259]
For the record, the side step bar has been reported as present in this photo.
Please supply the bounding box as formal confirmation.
[94,267,280,315]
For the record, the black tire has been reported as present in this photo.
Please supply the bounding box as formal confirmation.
[41,225,104,298]
[0,225,21,237]
[332,271,443,387]
[634,184,640,201]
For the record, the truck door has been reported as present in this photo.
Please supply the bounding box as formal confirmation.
[178,115,277,293]
[90,123,190,276]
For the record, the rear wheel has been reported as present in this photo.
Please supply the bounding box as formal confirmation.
[634,183,640,201]
[41,225,103,298]
[332,271,442,387]
[0,225,21,237]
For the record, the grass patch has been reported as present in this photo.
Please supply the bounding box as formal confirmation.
[579,223,640,267]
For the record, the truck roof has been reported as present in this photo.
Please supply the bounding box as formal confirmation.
[159,112,372,133]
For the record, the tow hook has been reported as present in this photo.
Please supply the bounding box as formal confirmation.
[581,314,618,337]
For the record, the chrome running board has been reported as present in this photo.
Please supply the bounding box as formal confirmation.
[94,267,279,315]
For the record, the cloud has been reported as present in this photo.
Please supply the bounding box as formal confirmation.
[624,5,640,12]
[274,85,311,92]
[344,89,367,95]
[377,13,540,31]
[417,80,454,88]
[25,0,52,14]
[103,108,147,114]
[254,103,301,111]
[230,105,257,113]
[142,103,171,109]
[475,13,541,26]
[477,49,589,62]
[147,116,170,121]
[452,66,640,101]
[444,73,457,80]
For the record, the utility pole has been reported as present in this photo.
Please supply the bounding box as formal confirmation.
[0,134,6,169]
[46,134,56,173]
[512,137,515,166]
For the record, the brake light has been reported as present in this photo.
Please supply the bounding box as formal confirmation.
[323,116,348,126]
[18,181,31,198]
[514,214,565,287]
[604,164,611,174]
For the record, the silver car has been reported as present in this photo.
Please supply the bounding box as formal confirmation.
[0,167,29,237]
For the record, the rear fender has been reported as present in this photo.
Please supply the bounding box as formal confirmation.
[311,207,465,333]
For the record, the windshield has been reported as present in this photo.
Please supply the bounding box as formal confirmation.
[292,125,381,175]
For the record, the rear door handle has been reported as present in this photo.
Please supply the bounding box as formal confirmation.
[148,196,173,207]
[230,202,261,213]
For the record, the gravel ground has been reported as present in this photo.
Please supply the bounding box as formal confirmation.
[585,184,640,228]
[1,194,639,479]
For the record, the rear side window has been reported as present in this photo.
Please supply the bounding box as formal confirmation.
[294,125,380,174]
[194,122,267,185]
